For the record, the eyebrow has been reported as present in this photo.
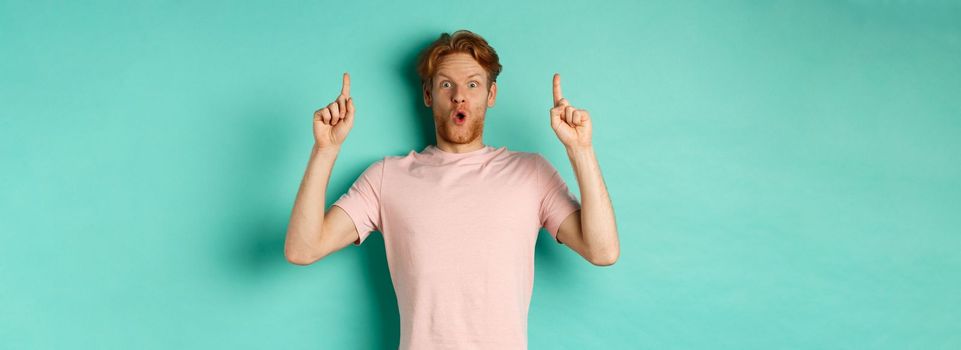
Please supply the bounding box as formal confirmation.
[437,73,483,80]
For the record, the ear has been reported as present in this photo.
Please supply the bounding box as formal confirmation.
[487,81,497,107]
[422,83,432,107]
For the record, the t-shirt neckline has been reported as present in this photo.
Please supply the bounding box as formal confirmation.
[421,144,496,161]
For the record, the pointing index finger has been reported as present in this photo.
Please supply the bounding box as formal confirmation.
[341,72,351,97]
[552,73,563,106]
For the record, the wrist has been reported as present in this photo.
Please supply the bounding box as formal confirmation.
[312,144,342,156]
[565,144,594,155]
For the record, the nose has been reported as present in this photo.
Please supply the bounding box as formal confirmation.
[451,86,467,104]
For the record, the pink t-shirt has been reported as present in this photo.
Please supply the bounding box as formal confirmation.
[332,144,581,349]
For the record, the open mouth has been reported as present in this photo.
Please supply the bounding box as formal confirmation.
[452,110,468,124]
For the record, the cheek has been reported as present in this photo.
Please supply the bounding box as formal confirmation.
[434,92,450,104]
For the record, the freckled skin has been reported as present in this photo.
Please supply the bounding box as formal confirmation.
[422,52,497,153]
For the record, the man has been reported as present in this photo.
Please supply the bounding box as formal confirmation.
[285,30,619,349]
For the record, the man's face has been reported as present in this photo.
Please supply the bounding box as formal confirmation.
[423,52,497,145]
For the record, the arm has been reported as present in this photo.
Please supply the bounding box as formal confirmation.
[556,146,619,266]
[549,73,620,266]
[284,146,359,265]
[284,72,360,266]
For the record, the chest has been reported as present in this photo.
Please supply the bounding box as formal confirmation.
[379,167,543,267]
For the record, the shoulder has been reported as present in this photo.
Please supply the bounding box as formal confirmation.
[505,149,552,170]
[496,147,546,164]
[354,156,388,181]
[367,148,420,167]
[495,149,557,180]
[384,148,423,164]
[363,148,419,174]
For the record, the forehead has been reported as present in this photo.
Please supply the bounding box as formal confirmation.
[435,53,486,78]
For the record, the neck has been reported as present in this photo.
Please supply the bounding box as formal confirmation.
[434,136,485,154]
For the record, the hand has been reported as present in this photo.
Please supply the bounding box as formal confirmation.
[550,73,592,150]
[313,72,355,150]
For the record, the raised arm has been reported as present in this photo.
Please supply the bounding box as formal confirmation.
[549,73,620,266]
[285,72,360,266]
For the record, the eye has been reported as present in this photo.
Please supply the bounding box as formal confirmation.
[441,81,451,88]
[468,81,478,88]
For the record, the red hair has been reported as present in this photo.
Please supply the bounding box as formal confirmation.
[416,30,502,92]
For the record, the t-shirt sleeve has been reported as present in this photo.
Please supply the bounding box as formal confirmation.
[332,159,385,246]
[536,154,581,244]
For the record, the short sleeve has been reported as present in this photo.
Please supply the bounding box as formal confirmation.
[332,159,385,246]
[536,155,581,244]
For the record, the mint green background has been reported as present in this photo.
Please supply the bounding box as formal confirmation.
[2,1,960,349]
